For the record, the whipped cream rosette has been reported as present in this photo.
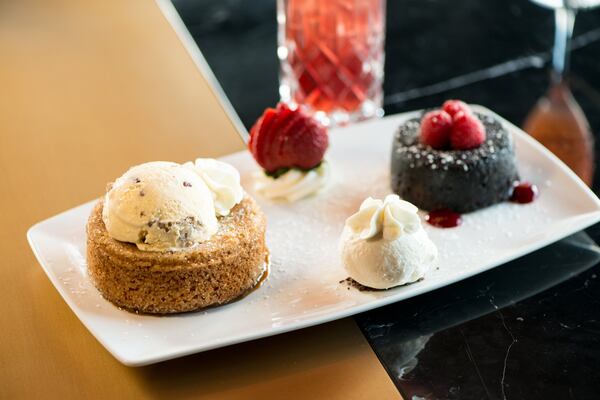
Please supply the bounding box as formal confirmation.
[340,194,437,289]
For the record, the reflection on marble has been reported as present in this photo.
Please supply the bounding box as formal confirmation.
[388,334,432,382]
[356,232,600,399]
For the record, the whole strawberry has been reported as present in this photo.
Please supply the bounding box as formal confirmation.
[249,103,328,173]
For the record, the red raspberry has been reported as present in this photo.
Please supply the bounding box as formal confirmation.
[442,100,472,117]
[510,181,538,204]
[248,103,328,172]
[420,110,452,149]
[450,111,486,150]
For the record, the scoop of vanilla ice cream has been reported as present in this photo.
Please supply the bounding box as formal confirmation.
[340,195,437,289]
[254,161,330,202]
[102,161,218,251]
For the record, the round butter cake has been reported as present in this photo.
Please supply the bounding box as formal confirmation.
[86,196,268,314]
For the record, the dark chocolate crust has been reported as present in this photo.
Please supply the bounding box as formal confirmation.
[391,112,519,213]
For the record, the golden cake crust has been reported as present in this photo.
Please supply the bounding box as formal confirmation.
[86,196,268,314]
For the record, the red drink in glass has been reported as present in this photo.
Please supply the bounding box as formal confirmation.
[278,0,386,125]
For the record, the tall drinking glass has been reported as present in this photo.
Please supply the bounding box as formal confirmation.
[277,0,386,126]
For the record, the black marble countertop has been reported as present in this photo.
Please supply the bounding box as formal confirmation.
[173,1,600,398]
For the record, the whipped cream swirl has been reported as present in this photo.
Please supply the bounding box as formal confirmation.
[346,195,421,240]
[254,161,330,202]
[184,158,244,216]
[340,195,437,289]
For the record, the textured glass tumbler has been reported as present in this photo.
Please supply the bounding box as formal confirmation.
[277,0,386,126]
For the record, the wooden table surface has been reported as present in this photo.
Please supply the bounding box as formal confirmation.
[0,1,399,398]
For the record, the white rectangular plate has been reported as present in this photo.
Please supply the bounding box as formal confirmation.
[28,106,600,366]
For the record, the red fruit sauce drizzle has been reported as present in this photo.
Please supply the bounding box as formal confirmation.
[426,181,538,229]
[510,181,539,204]
[425,209,462,228]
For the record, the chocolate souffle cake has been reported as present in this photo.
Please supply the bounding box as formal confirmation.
[391,101,519,213]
